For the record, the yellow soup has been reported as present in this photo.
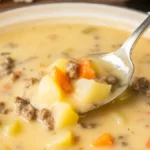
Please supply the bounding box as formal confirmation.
[1,22,150,150]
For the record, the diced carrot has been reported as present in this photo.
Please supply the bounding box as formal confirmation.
[146,138,150,148]
[79,66,95,79]
[40,63,47,68]
[52,67,73,93]
[79,58,96,79]
[92,133,114,147]
[3,83,12,90]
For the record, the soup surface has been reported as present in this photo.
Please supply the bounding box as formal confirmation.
[1,21,150,150]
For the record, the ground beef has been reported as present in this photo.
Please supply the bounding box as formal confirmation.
[105,75,118,85]
[0,102,12,115]
[121,141,128,147]
[10,72,21,82]
[3,108,13,115]
[131,77,150,93]
[74,136,80,144]
[0,102,5,113]
[39,108,54,130]
[25,78,38,88]
[0,57,14,78]
[15,97,36,121]
[66,59,79,79]
[79,122,97,129]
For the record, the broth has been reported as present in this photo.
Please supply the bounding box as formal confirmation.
[0,22,150,150]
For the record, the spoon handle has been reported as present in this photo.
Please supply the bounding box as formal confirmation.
[121,14,150,57]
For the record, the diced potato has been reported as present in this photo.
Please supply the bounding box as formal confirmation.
[53,102,79,129]
[3,120,22,136]
[47,130,74,149]
[74,79,111,103]
[46,58,68,73]
[111,112,126,125]
[38,75,64,105]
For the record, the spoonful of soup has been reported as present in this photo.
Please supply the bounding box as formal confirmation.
[81,14,150,112]
[36,14,150,116]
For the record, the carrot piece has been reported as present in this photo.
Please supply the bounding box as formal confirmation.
[3,83,12,90]
[79,58,96,79]
[52,67,73,93]
[146,138,150,148]
[79,66,95,79]
[92,133,114,147]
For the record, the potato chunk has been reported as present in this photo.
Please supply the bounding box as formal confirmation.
[3,120,22,136]
[53,102,78,129]
[46,58,68,73]
[74,79,111,103]
[47,130,74,149]
[38,75,64,106]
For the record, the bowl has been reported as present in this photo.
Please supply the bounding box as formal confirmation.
[0,3,150,150]
[0,3,149,37]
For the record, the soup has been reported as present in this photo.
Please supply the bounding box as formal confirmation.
[0,22,150,150]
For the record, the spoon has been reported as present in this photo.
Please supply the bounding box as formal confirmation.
[80,14,150,113]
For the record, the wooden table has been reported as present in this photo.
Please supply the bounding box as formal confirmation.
[0,0,127,11]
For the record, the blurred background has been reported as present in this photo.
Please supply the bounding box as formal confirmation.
[0,0,150,12]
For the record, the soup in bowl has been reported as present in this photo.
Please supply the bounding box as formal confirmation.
[0,3,150,150]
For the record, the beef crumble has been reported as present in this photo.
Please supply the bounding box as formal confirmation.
[0,102,13,115]
[105,75,118,85]
[74,136,80,144]
[66,59,79,79]
[3,108,13,115]
[25,78,38,88]
[131,77,150,95]
[39,108,54,130]
[96,75,118,85]
[131,77,149,91]
[0,57,14,78]
[0,102,5,113]
[96,75,119,92]
[79,122,97,129]
[10,72,21,83]
[15,97,36,121]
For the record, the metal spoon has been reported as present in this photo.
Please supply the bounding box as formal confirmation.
[80,14,150,113]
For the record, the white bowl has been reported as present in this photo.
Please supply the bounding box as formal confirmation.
[0,3,149,37]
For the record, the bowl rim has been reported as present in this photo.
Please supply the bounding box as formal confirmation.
[0,2,146,15]
[0,3,147,24]
[0,2,149,36]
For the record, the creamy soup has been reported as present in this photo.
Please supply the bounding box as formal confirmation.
[1,22,150,150]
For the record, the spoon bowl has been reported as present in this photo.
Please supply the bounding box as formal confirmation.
[89,47,134,107]
[81,14,150,113]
